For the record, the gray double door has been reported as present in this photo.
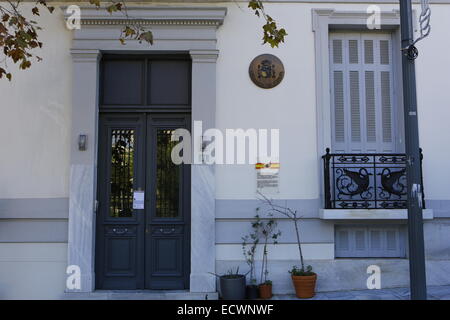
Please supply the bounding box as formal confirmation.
[96,113,191,290]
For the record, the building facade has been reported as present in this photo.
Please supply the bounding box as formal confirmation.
[0,1,450,299]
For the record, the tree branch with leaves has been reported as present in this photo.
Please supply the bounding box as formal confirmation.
[0,1,287,81]
[0,0,154,80]
[89,0,153,45]
[257,191,313,275]
[248,0,287,48]
[0,0,55,80]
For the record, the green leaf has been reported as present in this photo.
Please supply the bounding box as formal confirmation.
[106,4,118,14]
[32,7,40,16]
[123,26,136,37]
[89,0,101,7]
[138,31,153,45]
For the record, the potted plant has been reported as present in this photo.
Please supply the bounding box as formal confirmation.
[242,211,281,299]
[258,192,317,299]
[289,265,316,299]
[245,278,259,300]
[211,267,246,300]
[258,215,281,299]
[259,280,273,299]
[242,213,260,299]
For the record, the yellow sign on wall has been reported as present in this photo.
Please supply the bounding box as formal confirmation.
[256,161,280,194]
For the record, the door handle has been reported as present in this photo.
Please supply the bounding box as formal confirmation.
[112,227,128,235]
[159,228,175,234]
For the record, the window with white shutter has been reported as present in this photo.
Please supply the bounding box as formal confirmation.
[329,33,399,153]
[335,224,406,258]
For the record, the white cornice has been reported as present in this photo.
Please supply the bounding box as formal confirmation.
[80,19,222,26]
[312,8,401,31]
[63,6,227,27]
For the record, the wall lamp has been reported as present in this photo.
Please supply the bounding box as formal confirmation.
[78,134,87,151]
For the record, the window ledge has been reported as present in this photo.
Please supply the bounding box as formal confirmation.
[320,209,433,220]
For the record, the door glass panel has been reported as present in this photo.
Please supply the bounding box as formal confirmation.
[156,129,180,218]
[148,61,190,105]
[102,60,144,105]
[110,129,135,218]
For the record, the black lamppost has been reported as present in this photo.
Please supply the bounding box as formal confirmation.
[399,0,428,300]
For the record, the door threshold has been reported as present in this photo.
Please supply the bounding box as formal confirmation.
[63,290,218,300]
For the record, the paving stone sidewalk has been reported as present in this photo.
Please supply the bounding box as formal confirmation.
[273,285,450,300]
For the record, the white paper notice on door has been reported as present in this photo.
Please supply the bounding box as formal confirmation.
[133,190,145,209]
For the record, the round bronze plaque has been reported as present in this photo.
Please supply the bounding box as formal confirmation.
[249,54,285,89]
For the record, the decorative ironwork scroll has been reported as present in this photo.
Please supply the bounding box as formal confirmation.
[322,149,425,209]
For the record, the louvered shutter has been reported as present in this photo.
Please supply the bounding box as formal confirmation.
[330,33,397,153]
[353,228,368,257]
[330,38,346,152]
[369,228,384,256]
[335,225,406,258]
[336,229,350,256]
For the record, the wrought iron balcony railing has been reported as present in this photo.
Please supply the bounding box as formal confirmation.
[322,148,425,209]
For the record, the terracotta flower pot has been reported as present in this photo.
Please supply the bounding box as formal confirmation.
[291,274,317,299]
[259,284,273,299]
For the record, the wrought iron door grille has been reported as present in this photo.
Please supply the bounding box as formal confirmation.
[109,129,135,218]
[155,129,180,218]
[322,148,425,209]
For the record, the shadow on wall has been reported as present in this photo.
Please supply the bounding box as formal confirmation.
[216,259,450,294]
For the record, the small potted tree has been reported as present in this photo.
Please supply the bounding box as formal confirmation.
[258,192,317,299]
[289,265,316,298]
[242,210,281,299]
[242,214,260,299]
[212,267,246,300]
[258,216,281,299]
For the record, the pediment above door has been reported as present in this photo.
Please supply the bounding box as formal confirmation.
[63,5,227,51]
